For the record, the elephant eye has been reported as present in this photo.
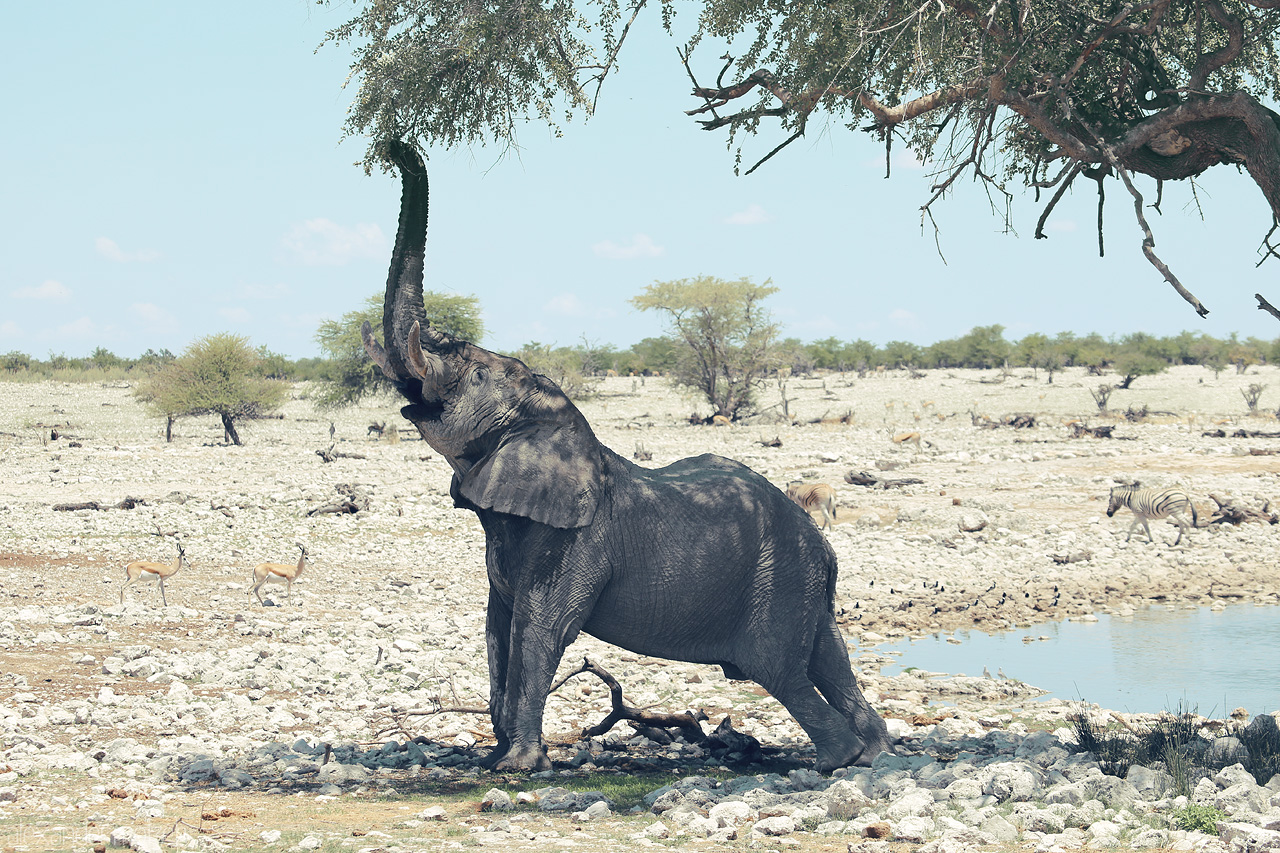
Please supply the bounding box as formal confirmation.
[472,367,488,385]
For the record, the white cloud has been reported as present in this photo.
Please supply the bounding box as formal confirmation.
[725,204,771,226]
[1045,220,1078,233]
[889,308,920,329]
[544,293,585,317]
[281,219,387,266]
[1,320,20,337]
[592,233,664,260]
[892,149,928,170]
[57,317,99,337]
[131,303,176,325]
[96,237,160,263]
[12,279,71,302]
[235,282,291,300]
[219,307,252,323]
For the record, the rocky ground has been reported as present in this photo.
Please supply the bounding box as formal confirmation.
[0,365,1278,853]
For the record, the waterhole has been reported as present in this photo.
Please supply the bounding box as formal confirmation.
[879,603,1280,716]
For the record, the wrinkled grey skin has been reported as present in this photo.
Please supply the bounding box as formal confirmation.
[362,141,894,773]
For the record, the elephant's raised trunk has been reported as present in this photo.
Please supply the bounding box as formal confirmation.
[362,140,460,396]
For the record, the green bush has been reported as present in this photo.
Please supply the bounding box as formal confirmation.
[1171,803,1227,833]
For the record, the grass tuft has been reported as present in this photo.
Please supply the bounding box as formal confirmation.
[1072,706,1280,793]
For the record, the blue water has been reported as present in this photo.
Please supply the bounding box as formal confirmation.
[878,604,1280,716]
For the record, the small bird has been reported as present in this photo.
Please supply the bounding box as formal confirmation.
[997,667,1008,679]
[983,666,993,678]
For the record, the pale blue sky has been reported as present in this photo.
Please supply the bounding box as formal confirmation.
[3,2,1279,360]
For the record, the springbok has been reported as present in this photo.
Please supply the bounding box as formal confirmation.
[893,431,923,449]
[120,543,188,607]
[250,544,309,605]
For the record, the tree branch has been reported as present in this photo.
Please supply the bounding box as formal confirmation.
[1257,292,1280,321]
[1189,0,1244,92]
[1057,87,1210,316]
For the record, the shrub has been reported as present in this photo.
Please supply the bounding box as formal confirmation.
[1171,803,1227,833]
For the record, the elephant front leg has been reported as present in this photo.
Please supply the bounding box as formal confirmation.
[481,588,516,769]
[490,590,588,772]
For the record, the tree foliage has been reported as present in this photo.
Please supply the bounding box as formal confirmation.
[133,333,289,446]
[631,276,779,419]
[323,0,1280,318]
[313,291,485,409]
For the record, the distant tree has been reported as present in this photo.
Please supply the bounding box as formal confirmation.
[881,340,923,369]
[804,337,843,371]
[134,333,288,445]
[90,347,124,371]
[955,325,1011,370]
[1,351,31,373]
[841,339,880,374]
[1073,333,1112,373]
[631,276,779,420]
[256,346,293,380]
[776,337,814,375]
[313,291,484,409]
[1112,351,1168,389]
[620,336,680,375]
[924,337,964,369]
[137,348,176,368]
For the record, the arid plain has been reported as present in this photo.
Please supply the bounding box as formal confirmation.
[1,365,1278,852]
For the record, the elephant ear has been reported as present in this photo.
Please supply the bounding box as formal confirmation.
[459,418,602,529]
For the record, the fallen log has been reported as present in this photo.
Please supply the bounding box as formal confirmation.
[844,470,924,489]
[52,501,100,512]
[315,444,369,463]
[1207,494,1278,526]
[1068,423,1134,439]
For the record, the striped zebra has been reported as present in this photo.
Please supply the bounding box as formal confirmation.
[786,481,837,531]
[1106,483,1199,546]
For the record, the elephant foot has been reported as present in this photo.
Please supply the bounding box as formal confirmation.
[814,730,897,773]
[491,744,552,773]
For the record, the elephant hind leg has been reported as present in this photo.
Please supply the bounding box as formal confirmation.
[808,616,896,763]
[762,672,865,773]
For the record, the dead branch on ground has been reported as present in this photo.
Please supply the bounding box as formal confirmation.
[845,470,924,489]
[315,443,368,463]
[1207,494,1278,526]
[551,657,708,743]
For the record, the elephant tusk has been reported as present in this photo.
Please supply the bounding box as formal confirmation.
[407,321,448,384]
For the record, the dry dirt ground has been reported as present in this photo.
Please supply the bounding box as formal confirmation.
[0,366,1278,852]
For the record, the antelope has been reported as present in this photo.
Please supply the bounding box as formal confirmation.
[121,543,187,607]
[893,431,923,449]
[250,544,309,605]
[711,414,731,427]
[786,481,838,531]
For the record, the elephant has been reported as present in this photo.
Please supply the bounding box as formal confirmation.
[361,140,894,773]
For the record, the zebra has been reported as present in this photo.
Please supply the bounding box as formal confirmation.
[1106,483,1199,546]
[786,481,837,531]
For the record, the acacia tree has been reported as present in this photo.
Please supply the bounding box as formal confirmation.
[632,276,779,419]
[324,0,1280,320]
[134,334,288,446]
[313,291,485,409]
